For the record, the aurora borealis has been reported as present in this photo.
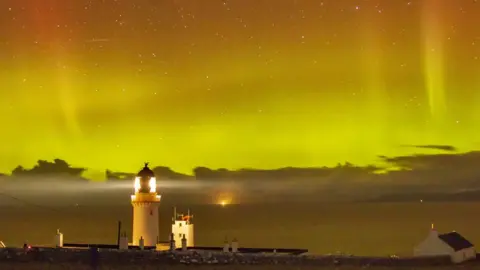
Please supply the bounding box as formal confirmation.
[0,0,479,176]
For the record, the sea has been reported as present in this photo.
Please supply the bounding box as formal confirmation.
[0,194,477,256]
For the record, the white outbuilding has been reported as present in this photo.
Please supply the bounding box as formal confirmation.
[414,224,476,264]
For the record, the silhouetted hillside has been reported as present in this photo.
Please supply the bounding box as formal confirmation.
[192,163,380,180]
[105,170,135,180]
[152,166,191,179]
[2,149,480,203]
[104,163,380,182]
[106,166,191,180]
[8,159,87,180]
[365,189,480,202]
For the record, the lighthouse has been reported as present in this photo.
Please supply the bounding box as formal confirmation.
[131,163,161,247]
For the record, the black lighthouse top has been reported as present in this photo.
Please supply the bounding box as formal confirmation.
[137,162,155,178]
[136,162,155,193]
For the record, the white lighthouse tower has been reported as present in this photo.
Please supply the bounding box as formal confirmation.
[131,163,161,247]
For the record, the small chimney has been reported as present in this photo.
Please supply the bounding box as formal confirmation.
[55,229,63,248]
[181,235,187,251]
[139,236,144,250]
[231,238,238,253]
[169,233,176,252]
[119,232,129,250]
[430,223,438,237]
[223,237,229,252]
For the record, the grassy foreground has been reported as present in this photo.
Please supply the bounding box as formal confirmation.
[1,263,480,270]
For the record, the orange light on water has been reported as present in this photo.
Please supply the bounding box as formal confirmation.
[214,191,233,206]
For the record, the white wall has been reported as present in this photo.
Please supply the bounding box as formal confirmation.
[188,223,194,247]
[172,220,194,247]
[132,202,160,246]
[414,232,453,257]
[452,247,476,264]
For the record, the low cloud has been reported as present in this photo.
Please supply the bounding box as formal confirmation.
[401,144,457,152]
[2,147,480,203]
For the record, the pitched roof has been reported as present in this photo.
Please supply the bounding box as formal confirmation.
[438,232,474,251]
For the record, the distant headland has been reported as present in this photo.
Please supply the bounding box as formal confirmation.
[1,150,480,203]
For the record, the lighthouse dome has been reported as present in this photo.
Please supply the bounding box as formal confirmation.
[137,162,155,178]
[135,162,156,193]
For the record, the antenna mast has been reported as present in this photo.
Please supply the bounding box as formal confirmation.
[187,208,191,224]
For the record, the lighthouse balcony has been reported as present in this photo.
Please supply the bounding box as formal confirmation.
[131,193,161,202]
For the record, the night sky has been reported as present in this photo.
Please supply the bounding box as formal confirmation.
[0,0,479,175]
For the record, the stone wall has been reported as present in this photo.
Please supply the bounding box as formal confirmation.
[0,247,471,269]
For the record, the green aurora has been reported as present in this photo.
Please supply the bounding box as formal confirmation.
[0,0,478,178]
